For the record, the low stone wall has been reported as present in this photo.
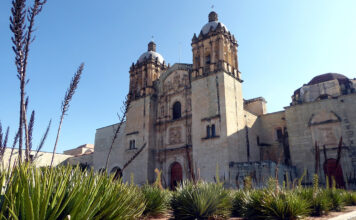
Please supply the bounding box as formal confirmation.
[228,160,297,188]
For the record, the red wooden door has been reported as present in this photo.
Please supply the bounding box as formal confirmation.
[323,158,345,188]
[170,162,182,189]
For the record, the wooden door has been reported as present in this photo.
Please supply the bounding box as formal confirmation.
[323,158,345,188]
[170,162,182,189]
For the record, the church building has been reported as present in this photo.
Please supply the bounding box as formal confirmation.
[94,11,356,189]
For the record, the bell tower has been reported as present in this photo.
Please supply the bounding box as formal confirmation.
[129,41,167,100]
[191,11,240,81]
[190,11,245,182]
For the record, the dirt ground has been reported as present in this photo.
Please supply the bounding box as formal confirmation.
[145,206,356,219]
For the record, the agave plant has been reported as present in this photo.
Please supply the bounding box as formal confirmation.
[325,188,345,211]
[241,189,266,220]
[171,181,232,220]
[261,190,310,220]
[0,164,146,220]
[141,184,171,217]
[231,190,246,217]
[340,191,356,206]
[297,188,331,216]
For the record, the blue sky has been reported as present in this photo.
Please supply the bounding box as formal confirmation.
[0,0,355,153]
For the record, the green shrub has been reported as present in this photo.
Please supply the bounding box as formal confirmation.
[325,188,345,211]
[241,189,265,220]
[261,190,310,220]
[297,188,331,216]
[171,181,232,220]
[341,191,356,206]
[141,184,171,217]
[0,164,146,220]
[231,190,246,217]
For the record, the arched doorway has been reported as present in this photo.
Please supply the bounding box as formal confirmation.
[170,162,183,189]
[323,158,345,188]
[111,166,122,180]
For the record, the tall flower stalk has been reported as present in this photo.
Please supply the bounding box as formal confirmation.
[51,63,84,167]
[9,0,46,162]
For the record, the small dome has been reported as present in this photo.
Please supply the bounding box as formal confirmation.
[138,41,165,64]
[200,11,228,35]
[291,73,354,105]
[138,51,164,63]
[307,73,348,85]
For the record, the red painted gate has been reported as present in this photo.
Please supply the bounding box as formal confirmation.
[170,162,182,189]
[323,158,345,188]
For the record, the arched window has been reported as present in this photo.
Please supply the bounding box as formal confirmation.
[172,102,181,120]
[111,166,122,180]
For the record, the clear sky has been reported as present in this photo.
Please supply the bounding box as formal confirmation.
[0,0,355,153]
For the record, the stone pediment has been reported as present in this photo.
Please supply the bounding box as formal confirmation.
[158,63,192,94]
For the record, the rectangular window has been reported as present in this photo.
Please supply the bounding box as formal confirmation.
[129,140,136,149]
[206,125,211,138]
[211,124,216,137]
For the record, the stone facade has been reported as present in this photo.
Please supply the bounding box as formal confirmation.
[94,11,356,188]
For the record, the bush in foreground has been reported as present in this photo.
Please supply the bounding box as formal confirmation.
[171,181,232,220]
[261,190,310,220]
[141,184,171,217]
[297,188,331,216]
[0,164,145,220]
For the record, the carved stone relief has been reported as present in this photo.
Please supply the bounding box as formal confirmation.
[169,126,182,145]
[310,111,341,148]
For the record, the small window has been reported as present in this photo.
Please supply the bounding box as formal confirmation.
[172,102,181,120]
[205,55,211,65]
[211,124,216,137]
[206,125,211,138]
[129,140,136,149]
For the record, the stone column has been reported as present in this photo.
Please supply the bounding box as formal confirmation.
[199,44,204,76]
[211,38,215,72]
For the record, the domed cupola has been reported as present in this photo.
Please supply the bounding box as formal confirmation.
[291,73,356,105]
[191,11,240,81]
[137,41,165,64]
[129,41,168,100]
[200,11,229,35]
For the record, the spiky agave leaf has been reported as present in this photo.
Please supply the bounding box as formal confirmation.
[171,181,232,220]
[141,184,171,217]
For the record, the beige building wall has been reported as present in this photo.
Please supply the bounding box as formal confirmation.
[0,148,91,169]
[285,93,356,183]
[191,71,229,182]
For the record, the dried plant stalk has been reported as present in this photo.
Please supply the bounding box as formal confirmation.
[33,119,51,162]
[10,0,47,162]
[51,63,84,167]
[105,96,131,170]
